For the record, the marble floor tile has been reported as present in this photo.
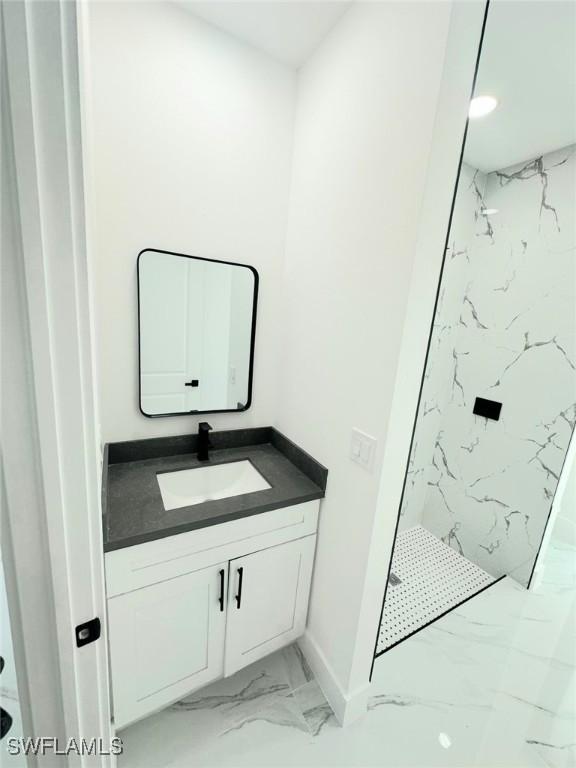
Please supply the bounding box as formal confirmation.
[117,646,316,768]
[292,681,337,736]
[116,537,575,768]
[280,643,315,692]
[538,539,576,596]
[181,695,313,768]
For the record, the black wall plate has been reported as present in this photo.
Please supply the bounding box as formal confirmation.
[473,396,502,421]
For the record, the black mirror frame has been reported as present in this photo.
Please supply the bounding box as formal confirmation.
[137,247,259,418]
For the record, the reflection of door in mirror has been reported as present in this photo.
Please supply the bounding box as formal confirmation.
[138,250,257,416]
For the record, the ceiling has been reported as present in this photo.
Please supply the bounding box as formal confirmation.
[179,1,352,68]
[464,0,576,173]
[178,0,574,172]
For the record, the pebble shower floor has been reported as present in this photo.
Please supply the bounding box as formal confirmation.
[376,525,495,654]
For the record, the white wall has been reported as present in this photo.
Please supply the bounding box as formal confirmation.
[278,0,460,702]
[85,1,296,442]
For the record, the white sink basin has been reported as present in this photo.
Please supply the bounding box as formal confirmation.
[157,460,271,511]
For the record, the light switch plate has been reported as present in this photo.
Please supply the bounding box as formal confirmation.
[350,428,377,472]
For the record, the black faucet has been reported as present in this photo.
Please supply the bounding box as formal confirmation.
[197,422,213,462]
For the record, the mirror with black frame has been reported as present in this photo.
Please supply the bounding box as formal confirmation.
[138,248,258,416]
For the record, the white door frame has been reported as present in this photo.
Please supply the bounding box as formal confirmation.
[2,0,113,762]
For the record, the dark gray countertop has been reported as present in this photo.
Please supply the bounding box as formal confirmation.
[102,427,328,552]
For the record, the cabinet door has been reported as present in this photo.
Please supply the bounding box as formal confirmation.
[108,563,227,729]
[224,535,316,676]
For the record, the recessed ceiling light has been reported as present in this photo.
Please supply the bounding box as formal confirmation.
[469,95,498,118]
[480,208,499,216]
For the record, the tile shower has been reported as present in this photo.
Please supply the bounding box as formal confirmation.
[380,146,576,651]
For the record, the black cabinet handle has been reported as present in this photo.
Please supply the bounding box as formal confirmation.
[218,569,225,612]
[235,567,244,609]
[184,380,199,388]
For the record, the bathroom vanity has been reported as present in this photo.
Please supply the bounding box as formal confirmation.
[102,428,327,729]
[102,249,328,729]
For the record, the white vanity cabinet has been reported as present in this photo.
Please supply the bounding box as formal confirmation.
[107,563,227,728]
[105,500,319,730]
[224,535,316,676]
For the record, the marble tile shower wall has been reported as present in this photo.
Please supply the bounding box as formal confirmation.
[400,162,487,533]
[400,145,576,587]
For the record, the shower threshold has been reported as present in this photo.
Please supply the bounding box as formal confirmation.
[376,525,497,655]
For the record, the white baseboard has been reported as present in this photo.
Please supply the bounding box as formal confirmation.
[297,631,370,727]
